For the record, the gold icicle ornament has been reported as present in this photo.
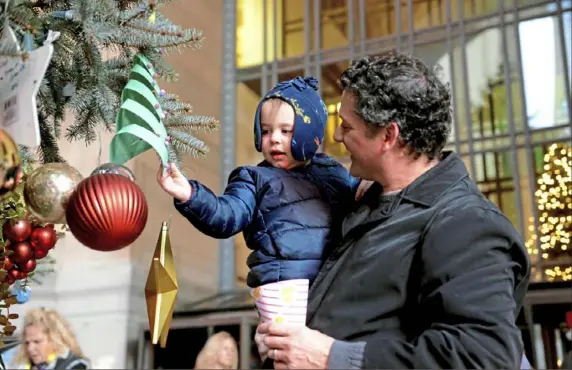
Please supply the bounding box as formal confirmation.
[145,221,178,348]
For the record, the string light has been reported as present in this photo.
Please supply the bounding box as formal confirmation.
[526,143,572,281]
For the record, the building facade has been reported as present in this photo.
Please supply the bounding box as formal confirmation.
[231,0,572,284]
[11,1,569,369]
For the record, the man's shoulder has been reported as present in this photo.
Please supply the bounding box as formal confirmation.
[437,176,502,213]
[431,177,518,233]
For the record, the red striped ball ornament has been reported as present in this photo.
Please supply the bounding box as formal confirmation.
[65,174,148,251]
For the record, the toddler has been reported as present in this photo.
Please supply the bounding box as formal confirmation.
[158,76,368,323]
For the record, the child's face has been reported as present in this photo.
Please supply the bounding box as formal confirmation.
[260,100,304,169]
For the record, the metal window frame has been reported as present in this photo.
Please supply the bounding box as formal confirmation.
[229,0,571,278]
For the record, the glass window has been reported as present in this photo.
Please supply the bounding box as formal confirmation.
[236,0,284,68]
[283,0,307,57]
[236,0,566,67]
[320,61,348,158]
[519,10,572,131]
[324,102,348,158]
[233,0,572,283]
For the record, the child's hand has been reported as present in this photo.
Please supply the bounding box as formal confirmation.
[355,179,374,200]
[157,162,192,202]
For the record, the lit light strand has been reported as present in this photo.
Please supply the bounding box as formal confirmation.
[525,143,572,281]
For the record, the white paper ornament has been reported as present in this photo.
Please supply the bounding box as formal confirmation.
[0,2,54,148]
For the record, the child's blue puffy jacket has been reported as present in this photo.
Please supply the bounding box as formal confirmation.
[174,153,359,288]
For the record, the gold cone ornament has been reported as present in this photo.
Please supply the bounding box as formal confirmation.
[145,221,178,348]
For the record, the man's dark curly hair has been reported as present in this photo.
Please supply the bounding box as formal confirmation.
[340,52,452,159]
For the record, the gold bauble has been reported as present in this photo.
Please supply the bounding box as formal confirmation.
[24,163,84,223]
[0,129,23,197]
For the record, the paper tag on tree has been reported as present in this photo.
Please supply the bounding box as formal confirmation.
[0,30,53,148]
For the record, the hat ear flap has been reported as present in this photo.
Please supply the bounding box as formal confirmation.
[253,101,264,152]
[290,113,304,161]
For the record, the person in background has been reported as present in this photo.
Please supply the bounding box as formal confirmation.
[194,331,238,370]
[11,308,89,369]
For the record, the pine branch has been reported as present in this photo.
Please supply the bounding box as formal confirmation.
[159,95,192,113]
[168,130,208,157]
[96,84,120,126]
[114,20,203,49]
[118,3,148,25]
[38,114,65,163]
[139,46,178,82]
[167,143,181,169]
[42,59,69,126]
[1,0,215,167]
[65,89,101,142]
[159,92,178,101]
[164,115,219,133]
[18,146,37,173]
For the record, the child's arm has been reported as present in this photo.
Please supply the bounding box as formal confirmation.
[309,154,373,205]
[173,167,257,239]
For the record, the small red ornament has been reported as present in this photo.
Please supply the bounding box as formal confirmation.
[34,248,48,259]
[10,241,34,264]
[2,219,32,242]
[66,174,148,252]
[29,226,57,251]
[6,273,15,285]
[2,256,13,270]
[8,268,20,280]
[19,258,36,273]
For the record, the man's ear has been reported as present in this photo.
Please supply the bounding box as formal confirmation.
[381,122,400,150]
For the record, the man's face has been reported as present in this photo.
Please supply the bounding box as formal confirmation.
[333,91,383,179]
[260,99,304,170]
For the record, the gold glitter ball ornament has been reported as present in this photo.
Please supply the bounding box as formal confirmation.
[24,163,84,223]
[0,129,23,198]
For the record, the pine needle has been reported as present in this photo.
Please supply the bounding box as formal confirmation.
[169,129,209,157]
[164,116,219,133]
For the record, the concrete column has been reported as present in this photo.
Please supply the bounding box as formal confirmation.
[219,0,238,293]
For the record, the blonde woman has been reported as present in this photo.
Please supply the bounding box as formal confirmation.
[11,308,90,369]
[194,331,238,369]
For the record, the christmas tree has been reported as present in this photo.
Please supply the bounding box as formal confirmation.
[526,142,572,282]
[0,0,217,355]
[0,0,218,165]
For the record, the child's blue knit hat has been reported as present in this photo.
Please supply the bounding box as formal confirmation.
[254,76,328,162]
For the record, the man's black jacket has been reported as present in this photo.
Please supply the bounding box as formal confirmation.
[306,151,530,368]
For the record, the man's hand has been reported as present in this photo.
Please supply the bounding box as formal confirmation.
[254,330,269,361]
[257,322,335,369]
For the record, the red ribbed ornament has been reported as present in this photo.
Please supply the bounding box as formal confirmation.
[65,174,148,251]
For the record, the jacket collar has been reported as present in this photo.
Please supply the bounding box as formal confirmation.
[357,151,469,211]
[401,151,469,207]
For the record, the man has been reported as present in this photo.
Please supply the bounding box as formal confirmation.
[255,53,531,369]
